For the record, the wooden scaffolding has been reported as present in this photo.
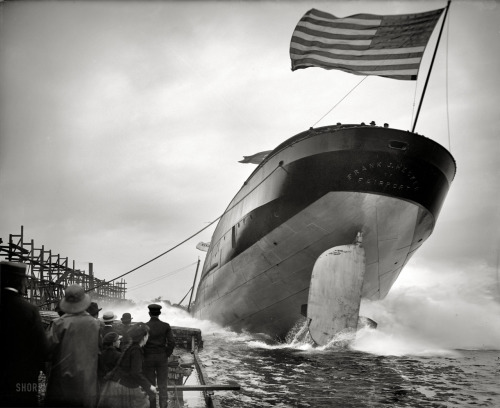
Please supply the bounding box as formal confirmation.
[0,226,127,310]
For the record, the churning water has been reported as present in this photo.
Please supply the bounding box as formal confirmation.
[198,329,499,407]
[110,267,500,407]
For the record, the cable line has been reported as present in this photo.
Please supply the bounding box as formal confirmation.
[127,262,197,291]
[177,287,192,306]
[85,163,284,293]
[311,76,367,128]
[445,4,451,151]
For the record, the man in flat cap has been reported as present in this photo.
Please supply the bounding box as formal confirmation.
[143,303,175,408]
[0,261,48,407]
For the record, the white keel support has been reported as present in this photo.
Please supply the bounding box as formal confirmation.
[307,233,366,346]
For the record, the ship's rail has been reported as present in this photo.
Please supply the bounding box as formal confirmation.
[39,311,239,407]
[40,311,204,351]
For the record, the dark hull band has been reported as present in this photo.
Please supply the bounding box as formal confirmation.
[192,124,456,338]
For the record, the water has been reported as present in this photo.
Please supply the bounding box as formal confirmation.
[199,330,499,407]
[108,299,500,408]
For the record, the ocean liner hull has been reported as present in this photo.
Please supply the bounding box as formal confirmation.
[192,124,456,339]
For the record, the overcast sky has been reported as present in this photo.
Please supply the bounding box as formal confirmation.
[0,0,499,308]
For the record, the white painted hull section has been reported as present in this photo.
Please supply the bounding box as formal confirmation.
[194,191,432,338]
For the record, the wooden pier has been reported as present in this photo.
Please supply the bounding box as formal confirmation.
[39,313,239,407]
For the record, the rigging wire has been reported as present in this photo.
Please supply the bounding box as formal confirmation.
[127,270,189,292]
[127,271,186,292]
[85,163,284,293]
[127,261,197,291]
[410,77,419,130]
[127,262,196,289]
[310,76,368,128]
[177,287,193,306]
[445,5,451,151]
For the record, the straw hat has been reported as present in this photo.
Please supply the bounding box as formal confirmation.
[102,311,117,322]
[60,285,91,314]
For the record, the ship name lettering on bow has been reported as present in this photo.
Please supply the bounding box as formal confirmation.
[346,161,420,191]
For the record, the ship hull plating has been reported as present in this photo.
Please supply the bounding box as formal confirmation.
[192,125,456,339]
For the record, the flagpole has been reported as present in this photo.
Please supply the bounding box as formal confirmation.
[412,0,451,133]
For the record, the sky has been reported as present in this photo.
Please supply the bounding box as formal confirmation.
[0,0,499,315]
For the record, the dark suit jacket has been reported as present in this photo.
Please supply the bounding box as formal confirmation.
[0,288,48,407]
[144,316,175,357]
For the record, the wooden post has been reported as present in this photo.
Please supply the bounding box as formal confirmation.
[187,258,200,312]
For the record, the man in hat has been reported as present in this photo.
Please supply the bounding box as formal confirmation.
[45,284,100,408]
[86,301,101,319]
[121,312,133,325]
[119,312,133,350]
[143,304,175,408]
[0,261,48,407]
[86,302,104,349]
[101,311,117,337]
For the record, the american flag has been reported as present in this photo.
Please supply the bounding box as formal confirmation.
[290,8,444,80]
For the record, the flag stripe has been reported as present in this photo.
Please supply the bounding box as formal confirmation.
[292,55,420,71]
[308,9,383,25]
[291,40,426,56]
[290,7,444,80]
[294,28,373,45]
[290,51,422,67]
[296,20,379,37]
[294,62,419,80]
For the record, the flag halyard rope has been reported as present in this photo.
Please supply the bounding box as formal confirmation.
[311,76,368,128]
